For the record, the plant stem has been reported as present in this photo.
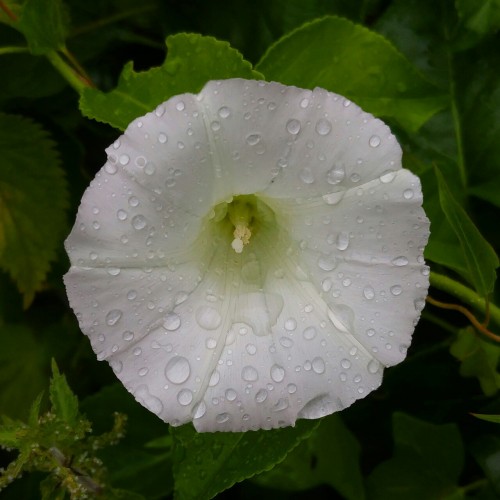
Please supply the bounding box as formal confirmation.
[45,51,88,93]
[0,46,29,55]
[429,271,500,327]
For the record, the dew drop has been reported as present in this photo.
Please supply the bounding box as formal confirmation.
[165,356,191,384]
[119,154,130,165]
[299,167,314,184]
[312,357,326,374]
[363,285,375,300]
[380,170,396,183]
[122,331,134,341]
[326,166,345,185]
[177,389,193,406]
[390,285,403,296]
[117,209,127,221]
[336,232,349,251]
[303,326,317,340]
[105,162,117,174]
[270,364,285,383]
[138,367,148,377]
[193,401,207,419]
[255,389,268,403]
[369,135,381,148]
[315,118,332,136]
[158,133,168,144]
[106,309,122,326]
[163,312,181,331]
[403,189,414,199]
[107,267,121,276]
[341,359,351,369]
[218,106,231,118]
[127,290,137,301]
[368,359,380,374]
[196,306,221,330]
[225,389,237,401]
[128,196,139,207]
[284,318,297,331]
[279,337,294,348]
[132,215,147,230]
[175,101,185,111]
[216,412,230,424]
[287,383,297,394]
[318,254,337,271]
[286,119,301,135]
[246,134,261,146]
[392,256,409,267]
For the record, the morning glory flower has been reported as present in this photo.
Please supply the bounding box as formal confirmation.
[64,78,430,432]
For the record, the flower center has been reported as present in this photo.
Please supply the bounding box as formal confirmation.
[228,198,253,253]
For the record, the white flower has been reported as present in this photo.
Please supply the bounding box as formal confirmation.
[64,78,430,432]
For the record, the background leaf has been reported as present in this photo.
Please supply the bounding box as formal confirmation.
[435,168,499,296]
[171,419,319,499]
[80,33,262,131]
[256,16,447,132]
[367,412,465,499]
[49,360,79,425]
[456,0,500,35]
[0,113,68,306]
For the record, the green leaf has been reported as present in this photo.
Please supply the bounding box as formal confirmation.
[450,328,500,396]
[0,113,68,306]
[471,414,500,424]
[171,419,319,500]
[18,0,69,54]
[253,414,364,499]
[435,168,499,296]
[80,33,263,131]
[0,324,48,419]
[456,0,500,35]
[49,360,79,425]
[256,16,447,132]
[367,412,464,499]
[470,435,500,496]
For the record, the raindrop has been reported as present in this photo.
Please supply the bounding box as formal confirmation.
[246,343,257,355]
[299,167,314,184]
[158,133,168,144]
[175,101,185,111]
[225,389,237,401]
[246,134,261,146]
[127,290,137,301]
[128,196,139,207]
[105,162,117,175]
[318,254,337,271]
[119,154,130,165]
[340,359,351,369]
[255,389,268,403]
[279,337,294,348]
[218,106,231,118]
[286,119,301,135]
[270,364,285,383]
[315,118,332,136]
[368,360,380,374]
[106,309,122,326]
[210,121,221,131]
[366,328,376,337]
[380,170,396,183]
[390,285,403,296]
[369,135,381,148]
[403,189,414,199]
[165,356,191,384]
[363,285,375,300]
[287,383,297,394]
[163,312,181,331]
[123,331,134,341]
[177,389,193,406]
[303,326,317,340]
[138,367,148,377]
[117,209,128,221]
[107,267,121,276]
[312,357,326,374]
[284,318,297,331]
[336,232,349,251]
[300,98,309,108]
[392,256,409,267]
[193,401,207,419]
[216,413,230,424]
[326,166,345,185]
[132,215,147,230]
[273,398,289,412]
[196,306,222,330]
[242,366,258,382]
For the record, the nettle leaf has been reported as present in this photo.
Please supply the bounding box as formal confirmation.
[0,324,48,419]
[171,419,319,500]
[456,0,500,35]
[49,360,79,426]
[367,412,464,499]
[80,33,263,131]
[0,113,68,306]
[253,414,364,499]
[256,16,447,132]
[435,168,499,297]
[450,328,500,396]
[18,0,69,54]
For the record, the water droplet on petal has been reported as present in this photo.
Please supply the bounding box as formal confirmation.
[303,326,317,340]
[369,135,381,147]
[326,166,345,184]
[336,232,349,251]
[279,337,294,348]
[286,119,301,135]
[196,306,221,330]
[165,356,191,384]
[175,101,185,111]
[299,167,314,184]
[193,401,207,419]
[117,209,127,221]
[177,389,193,406]
[164,312,181,331]
[284,318,297,331]
[218,106,231,118]
[158,133,168,144]
[242,366,258,382]
[270,364,285,383]
[246,134,261,146]
[363,285,375,300]
[225,389,237,401]
[368,359,380,374]
[390,285,403,296]
[255,389,268,403]
[403,189,414,199]
[122,331,134,341]
[392,256,409,267]
[318,254,337,271]
[315,118,332,136]
[119,154,130,165]
[312,357,326,374]
[132,215,147,230]
[216,412,230,424]
[106,309,122,326]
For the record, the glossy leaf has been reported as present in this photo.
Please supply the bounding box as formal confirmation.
[435,168,498,296]
[0,113,68,306]
[171,419,319,499]
[256,16,447,132]
[367,412,464,499]
[80,33,262,131]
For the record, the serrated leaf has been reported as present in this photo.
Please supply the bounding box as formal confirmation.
[456,0,500,35]
[367,413,464,499]
[18,0,69,54]
[0,113,68,306]
[49,360,79,425]
[80,33,263,131]
[254,414,364,499]
[256,16,447,132]
[435,168,499,296]
[28,392,44,427]
[450,328,500,396]
[171,419,319,500]
[0,324,48,419]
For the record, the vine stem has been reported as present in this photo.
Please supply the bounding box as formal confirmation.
[46,52,89,93]
[429,271,500,328]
